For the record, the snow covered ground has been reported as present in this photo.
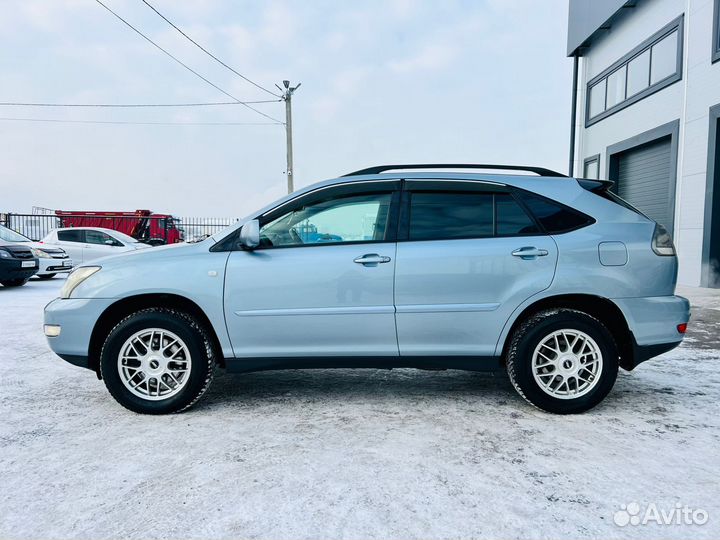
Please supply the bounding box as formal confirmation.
[1,278,718,540]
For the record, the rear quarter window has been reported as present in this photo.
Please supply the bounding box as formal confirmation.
[516,192,594,233]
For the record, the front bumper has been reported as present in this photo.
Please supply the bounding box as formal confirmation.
[0,258,39,281]
[38,257,73,275]
[44,296,116,369]
[613,295,690,369]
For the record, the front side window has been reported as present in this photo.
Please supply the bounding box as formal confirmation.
[259,193,392,248]
[86,230,122,246]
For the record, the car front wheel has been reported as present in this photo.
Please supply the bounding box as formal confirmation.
[506,308,619,414]
[100,308,215,414]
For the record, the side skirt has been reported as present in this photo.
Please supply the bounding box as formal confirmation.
[224,355,503,374]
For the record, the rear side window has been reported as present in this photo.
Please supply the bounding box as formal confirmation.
[409,193,493,240]
[516,192,593,233]
[408,192,540,241]
[57,230,84,243]
[495,193,539,235]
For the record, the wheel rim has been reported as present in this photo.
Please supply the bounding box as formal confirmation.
[531,329,603,400]
[117,328,192,401]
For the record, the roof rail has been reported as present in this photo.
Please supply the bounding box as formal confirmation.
[342,164,567,178]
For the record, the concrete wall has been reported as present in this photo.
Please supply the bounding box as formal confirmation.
[573,0,720,286]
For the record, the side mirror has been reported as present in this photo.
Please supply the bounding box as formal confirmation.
[238,219,260,250]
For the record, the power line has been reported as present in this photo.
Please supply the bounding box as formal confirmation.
[0,100,281,108]
[0,116,280,126]
[140,0,281,99]
[93,0,283,124]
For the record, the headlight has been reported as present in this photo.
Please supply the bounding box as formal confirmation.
[31,248,52,258]
[60,266,101,299]
[0,249,10,259]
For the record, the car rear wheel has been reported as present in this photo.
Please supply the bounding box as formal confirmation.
[506,308,619,414]
[100,308,215,414]
[1,279,29,287]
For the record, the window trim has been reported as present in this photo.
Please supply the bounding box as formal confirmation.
[583,154,601,179]
[713,0,720,64]
[585,15,684,127]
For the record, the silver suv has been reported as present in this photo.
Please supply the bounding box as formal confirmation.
[44,164,690,414]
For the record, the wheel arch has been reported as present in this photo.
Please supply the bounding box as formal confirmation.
[88,293,225,377]
[499,293,635,370]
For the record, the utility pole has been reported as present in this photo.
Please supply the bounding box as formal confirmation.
[278,80,301,193]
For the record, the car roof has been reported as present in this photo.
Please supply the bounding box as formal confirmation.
[53,227,118,233]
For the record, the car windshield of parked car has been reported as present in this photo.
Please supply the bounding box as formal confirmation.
[0,225,31,243]
[259,193,391,247]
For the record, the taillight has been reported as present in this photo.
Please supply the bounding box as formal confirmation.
[677,323,687,334]
[651,223,675,256]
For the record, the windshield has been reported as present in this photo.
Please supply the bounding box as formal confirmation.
[0,225,31,243]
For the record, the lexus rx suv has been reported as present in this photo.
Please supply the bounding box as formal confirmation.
[43,164,690,414]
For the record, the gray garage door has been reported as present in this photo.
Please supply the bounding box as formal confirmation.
[615,136,674,234]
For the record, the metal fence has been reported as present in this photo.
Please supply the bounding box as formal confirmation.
[0,212,238,243]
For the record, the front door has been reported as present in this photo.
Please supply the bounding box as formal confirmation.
[394,182,558,357]
[225,182,400,358]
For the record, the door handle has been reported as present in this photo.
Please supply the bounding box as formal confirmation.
[354,253,391,266]
[511,247,549,259]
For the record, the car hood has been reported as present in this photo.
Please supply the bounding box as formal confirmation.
[0,240,65,254]
[77,238,215,268]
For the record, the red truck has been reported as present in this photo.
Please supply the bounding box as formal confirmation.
[55,210,183,245]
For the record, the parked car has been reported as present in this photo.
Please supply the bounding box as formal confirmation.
[41,227,151,264]
[0,224,73,279]
[43,164,690,415]
[0,243,38,287]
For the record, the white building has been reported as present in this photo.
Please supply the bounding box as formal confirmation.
[567,0,720,287]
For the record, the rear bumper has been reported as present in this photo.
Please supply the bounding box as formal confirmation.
[613,295,690,369]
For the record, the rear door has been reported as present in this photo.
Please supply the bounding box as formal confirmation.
[55,229,85,263]
[393,180,558,357]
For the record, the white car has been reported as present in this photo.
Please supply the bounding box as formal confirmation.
[41,227,152,264]
[0,224,74,279]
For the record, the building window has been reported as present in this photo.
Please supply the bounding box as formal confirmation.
[583,155,600,179]
[713,0,720,63]
[586,16,684,127]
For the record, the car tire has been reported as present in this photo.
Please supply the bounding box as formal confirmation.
[100,308,215,414]
[506,308,619,414]
[37,273,57,280]
[1,278,29,287]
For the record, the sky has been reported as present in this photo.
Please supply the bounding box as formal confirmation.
[0,0,573,218]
